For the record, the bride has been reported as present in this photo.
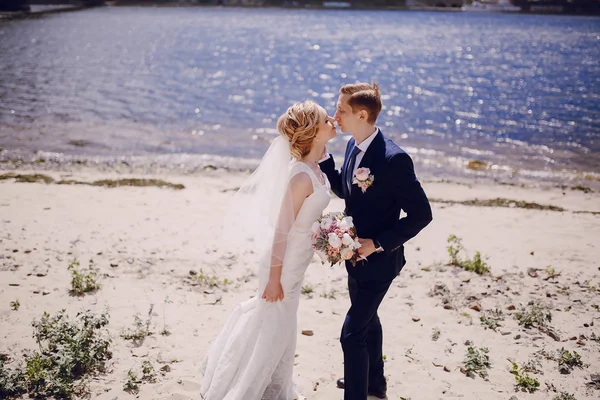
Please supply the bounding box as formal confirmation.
[201,100,338,400]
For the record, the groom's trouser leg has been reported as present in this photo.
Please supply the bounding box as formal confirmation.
[366,314,386,392]
[348,277,387,393]
[342,277,392,400]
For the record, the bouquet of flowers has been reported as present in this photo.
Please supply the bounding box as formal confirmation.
[311,212,362,267]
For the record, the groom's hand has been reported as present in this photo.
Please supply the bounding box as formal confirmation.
[357,238,376,258]
[318,146,330,163]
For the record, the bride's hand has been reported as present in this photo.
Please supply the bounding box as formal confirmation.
[262,280,284,302]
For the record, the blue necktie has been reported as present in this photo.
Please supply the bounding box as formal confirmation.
[345,146,362,194]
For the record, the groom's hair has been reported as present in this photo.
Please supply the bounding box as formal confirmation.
[340,82,382,124]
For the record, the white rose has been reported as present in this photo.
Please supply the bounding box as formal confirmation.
[341,247,354,260]
[342,233,354,247]
[320,217,333,230]
[328,233,342,249]
[339,216,354,230]
[354,167,370,181]
[311,221,320,234]
[354,237,362,249]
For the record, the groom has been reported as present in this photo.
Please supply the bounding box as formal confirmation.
[319,83,432,400]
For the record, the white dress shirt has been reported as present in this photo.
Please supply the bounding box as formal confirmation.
[351,127,380,179]
[317,126,380,180]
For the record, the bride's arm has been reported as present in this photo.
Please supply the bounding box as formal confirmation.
[262,172,313,302]
[319,145,347,199]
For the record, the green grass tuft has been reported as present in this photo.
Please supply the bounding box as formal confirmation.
[447,235,490,275]
[510,362,540,393]
[463,346,491,380]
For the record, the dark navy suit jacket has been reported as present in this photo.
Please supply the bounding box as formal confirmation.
[320,130,432,282]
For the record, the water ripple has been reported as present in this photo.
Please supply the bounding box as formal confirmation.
[0,7,599,179]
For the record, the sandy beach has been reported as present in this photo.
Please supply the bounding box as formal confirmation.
[1,166,599,399]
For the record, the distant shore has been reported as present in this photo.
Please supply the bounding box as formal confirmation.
[110,1,599,15]
[2,2,599,19]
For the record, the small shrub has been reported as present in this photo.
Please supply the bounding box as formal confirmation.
[553,393,577,400]
[545,265,562,278]
[301,285,314,295]
[431,328,441,341]
[121,313,152,342]
[534,349,556,361]
[447,235,461,265]
[0,356,27,398]
[463,346,491,380]
[141,361,156,382]
[68,259,100,295]
[591,332,600,343]
[511,362,540,393]
[1,309,111,398]
[480,308,504,331]
[193,269,229,289]
[123,361,157,394]
[521,358,543,375]
[515,303,552,329]
[557,348,583,374]
[320,289,337,299]
[9,300,20,311]
[447,235,490,275]
[123,369,140,394]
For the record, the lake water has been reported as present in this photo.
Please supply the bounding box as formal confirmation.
[1,6,599,183]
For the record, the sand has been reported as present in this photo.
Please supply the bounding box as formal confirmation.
[1,167,599,399]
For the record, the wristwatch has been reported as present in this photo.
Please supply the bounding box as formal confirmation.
[374,240,384,253]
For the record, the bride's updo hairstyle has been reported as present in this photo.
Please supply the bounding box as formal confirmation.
[277,100,322,160]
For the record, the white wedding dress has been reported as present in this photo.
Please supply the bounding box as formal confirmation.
[201,161,330,400]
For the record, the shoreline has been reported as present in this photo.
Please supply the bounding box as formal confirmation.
[1,147,599,193]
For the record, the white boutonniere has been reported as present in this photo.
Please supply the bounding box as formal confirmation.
[352,167,374,193]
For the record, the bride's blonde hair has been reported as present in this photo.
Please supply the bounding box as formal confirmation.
[277,100,322,160]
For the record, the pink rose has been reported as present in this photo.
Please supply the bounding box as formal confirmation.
[354,167,370,181]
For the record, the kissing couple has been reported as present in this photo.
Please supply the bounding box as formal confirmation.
[200,82,432,400]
